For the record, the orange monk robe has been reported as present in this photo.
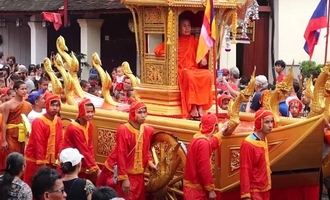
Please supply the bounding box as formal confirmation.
[97,123,154,200]
[63,121,99,172]
[24,115,63,186]
[154,35,213,117]
[240,134,271,200]
[183,133,221,200]
[5,101,32,153]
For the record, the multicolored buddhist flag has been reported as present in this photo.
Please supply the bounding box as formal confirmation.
[303,0,328,59]
[196,0,217,63]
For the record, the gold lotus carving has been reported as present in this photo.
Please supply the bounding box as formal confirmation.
[96,128,116,157]
[230,148,240,173]
[144,8,163,24]
[145,63,164,84]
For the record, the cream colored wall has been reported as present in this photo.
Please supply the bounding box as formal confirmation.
[0,18,31,66]
[224,1,329,81]
[275,0,327,64]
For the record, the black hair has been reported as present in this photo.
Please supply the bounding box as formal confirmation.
[60,162,77,174]
[28,64,36,74]
[80,80,89,88]
[274,60,286,69]
[38,76,49,85]
[86,102,95,112]
[92,186,117,200]
[0,65,9,73]
[9,73,21,82]
[0,152,25,200]
[13,80,25,90]
[6,56,16,64]
[31,167,61,200]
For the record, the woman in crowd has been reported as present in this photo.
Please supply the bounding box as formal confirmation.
[60,148,95,200]
[0,152,32,200]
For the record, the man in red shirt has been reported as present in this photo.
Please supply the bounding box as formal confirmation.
[240,109,275,200]
[183,113,226,200]
[24,94,63,186]
[97,101,157,200]
[274,60,286,83]
[63,98,99,181]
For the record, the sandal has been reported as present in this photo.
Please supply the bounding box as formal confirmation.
[189,113,201,121]
[190,116,201,121]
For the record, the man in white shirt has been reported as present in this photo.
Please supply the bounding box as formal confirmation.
[27,90,46,124]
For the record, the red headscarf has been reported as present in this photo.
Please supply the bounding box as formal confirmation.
[78,98,93,118]
[200,113,218,134]
[129,101,146,122]
[45,93,61,112]
[288,98,303,113]
[254,109,275,131]
[0,87,10,96]
[217,93,232,107]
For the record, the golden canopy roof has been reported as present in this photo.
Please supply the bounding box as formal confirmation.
[121,0,247,8]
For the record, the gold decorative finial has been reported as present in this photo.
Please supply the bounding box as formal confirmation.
[91,52,118,106]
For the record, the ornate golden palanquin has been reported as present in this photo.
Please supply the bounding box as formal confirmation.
[122,0,246,116]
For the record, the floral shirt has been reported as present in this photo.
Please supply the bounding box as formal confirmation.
[0,176,33,200]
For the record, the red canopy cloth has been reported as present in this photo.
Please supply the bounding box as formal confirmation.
[41,12,62,31]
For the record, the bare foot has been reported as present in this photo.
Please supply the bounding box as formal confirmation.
[190,105,198,117]
[197,106,204,117]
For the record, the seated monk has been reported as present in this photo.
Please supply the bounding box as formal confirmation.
[154,18,213,119]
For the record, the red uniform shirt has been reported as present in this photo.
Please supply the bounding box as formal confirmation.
[240,133,271,199]
[184,132,221,199]
[63,121,98,171]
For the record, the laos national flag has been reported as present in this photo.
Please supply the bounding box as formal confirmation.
[303,0,328,59]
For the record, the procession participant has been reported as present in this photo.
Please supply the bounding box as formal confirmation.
[183,113,227,200]
[0,80,31,157]
[154,18,213,119]
[24,94,63,186]
[240,109,275,200]
[217,92,232,111]
[63,98,99,181]
[97,101,157,200]
[287,96,303,118]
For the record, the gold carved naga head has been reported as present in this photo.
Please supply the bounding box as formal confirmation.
[276,67,294,98]
[56,35,68,52]
[240,66,256,101]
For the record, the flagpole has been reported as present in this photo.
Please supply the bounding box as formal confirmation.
[214,45,219,117]
[324,0,330,65]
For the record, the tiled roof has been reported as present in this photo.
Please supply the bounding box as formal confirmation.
[0,0,124,12]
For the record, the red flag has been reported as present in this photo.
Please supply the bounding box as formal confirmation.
[41,12,63,31]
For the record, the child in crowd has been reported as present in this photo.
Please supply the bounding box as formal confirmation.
[286,96,303,118]
[115,66,125,84]
[217,92,232,111]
